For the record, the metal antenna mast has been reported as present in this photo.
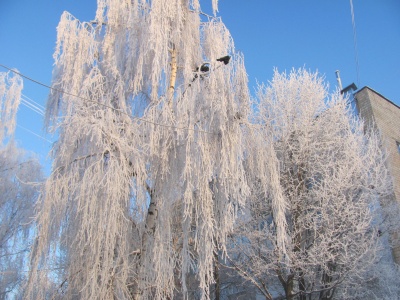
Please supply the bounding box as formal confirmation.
[335,70,343,91]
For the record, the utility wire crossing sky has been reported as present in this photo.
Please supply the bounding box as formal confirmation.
[0,0,399,173]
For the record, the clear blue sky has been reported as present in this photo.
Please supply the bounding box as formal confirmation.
[0,0,399,172]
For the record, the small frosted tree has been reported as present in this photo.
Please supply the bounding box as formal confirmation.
[0,72,43,298]
[26,1,254,299]
[227,69,394,300]
[0,143,42,299]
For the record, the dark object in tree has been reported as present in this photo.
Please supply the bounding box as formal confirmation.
[234,112,243,120]
[192,63,210,82]
[186,58,229,95]
[216,55,231,65]
[198,63,210,73]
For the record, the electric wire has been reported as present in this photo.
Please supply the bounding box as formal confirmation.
[349,0,360,86]
[17,93,52,142]
[18,94,48,142]
[20,97,45,116]
[0,64,214,135]
[0,160,36,173]
[22,93,45,110]
[17,125,52,144]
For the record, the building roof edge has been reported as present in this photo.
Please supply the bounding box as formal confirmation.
[355,86,400,110]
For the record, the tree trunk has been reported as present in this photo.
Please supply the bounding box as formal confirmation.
[133,41,179,299]
[167,45,177,107]
[319,261,335,300]
[298,271,306,300]
[213,249,220,300]
[278,271,295,300]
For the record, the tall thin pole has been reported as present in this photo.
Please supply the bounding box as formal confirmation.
[349,0,360,86]
[335,70,343,91]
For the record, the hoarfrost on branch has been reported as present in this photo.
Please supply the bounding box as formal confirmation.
[227,69,398,300]
[21,1,399,299]
[26,1,253,299]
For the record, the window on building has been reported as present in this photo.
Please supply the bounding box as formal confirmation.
[397,141,400,154]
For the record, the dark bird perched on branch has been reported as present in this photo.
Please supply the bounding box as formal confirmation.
[216,55,231,65]
[192,55,230,81]
[185,56,232,94]
[192,63,210,82]
[197,63,210,73]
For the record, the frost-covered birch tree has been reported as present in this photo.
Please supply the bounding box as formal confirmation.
[227,69,395,300]
[0,72,43,298]
[26,1,254,299]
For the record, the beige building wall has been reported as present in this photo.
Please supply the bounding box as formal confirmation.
[354,86,400,263]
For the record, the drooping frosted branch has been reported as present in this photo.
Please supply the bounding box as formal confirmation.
[0,71,23,142]
[28,1,253,299]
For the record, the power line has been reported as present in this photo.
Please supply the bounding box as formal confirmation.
[0,64,214,135]
[22,93,45,110]
[15,93,50,143]
[0,160,36,173]
[20,97,45,116]
[17,125,52,144]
